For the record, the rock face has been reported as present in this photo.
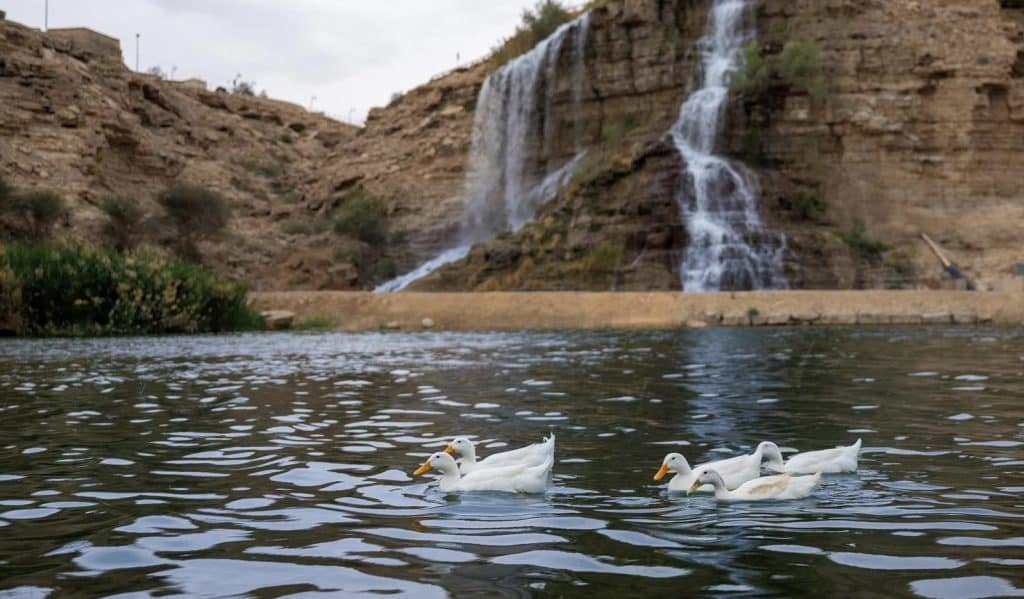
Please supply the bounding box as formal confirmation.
[734,0,1024,291]
[405,0,1024,291]
[0,19,358,290]
[2,1,1023,293]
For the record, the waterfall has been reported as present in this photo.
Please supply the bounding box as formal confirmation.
[671,0,787,292]
[377,14,590,293]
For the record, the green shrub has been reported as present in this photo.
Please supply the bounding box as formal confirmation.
[839,219,890,256]
[734,42,772,93]
[99,196,146,252]
[733,41,827,99]
[490,1,575,68]
[778,41,828,99]
[0,261,22,334]
[157,183,230,260]
[0,242,261,336]
[238,158,283,179]
[781,193,825,221]
[3,190,66,240]
[294,314,334,331]
[281,216,330,236]
[0,176,11,204]
[332,188,387,244]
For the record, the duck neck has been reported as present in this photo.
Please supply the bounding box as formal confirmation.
[709,473,731,499]
[437,468,461,491]
[462,444,478,465]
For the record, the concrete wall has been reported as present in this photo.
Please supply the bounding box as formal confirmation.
[250,291,1024,332]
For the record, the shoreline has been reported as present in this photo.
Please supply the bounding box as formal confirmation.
[249,291,1024,332]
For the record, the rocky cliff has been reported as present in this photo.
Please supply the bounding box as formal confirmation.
[2,1,1022,293]
[402,0,1024,291]
[0,17,357,289]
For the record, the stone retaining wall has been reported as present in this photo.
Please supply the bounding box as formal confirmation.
[249,291,1024,332]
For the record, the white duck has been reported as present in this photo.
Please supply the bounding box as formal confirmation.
[413,451,553,493]
[445,434,555,475]
[764,439,862,475]
[654,441,784,493]
[688,467,821,502]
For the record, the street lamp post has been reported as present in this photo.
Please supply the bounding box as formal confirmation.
[44,0,48,32]
[135,33,140,71]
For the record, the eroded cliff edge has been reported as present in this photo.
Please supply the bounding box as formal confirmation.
[1,1,1022,293]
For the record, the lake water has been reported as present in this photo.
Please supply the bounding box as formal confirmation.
[0,327,1022,598]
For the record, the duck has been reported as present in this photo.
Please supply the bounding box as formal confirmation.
[688,467,821,501]
[654,441,784,492]
[445,434,555,475]
[764,439,862,475]
[412,450,553,493]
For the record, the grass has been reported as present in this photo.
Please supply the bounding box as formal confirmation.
[0,243,261,336]
[839,219,890,256]
[238,158,283,179]
[281,217,330,236]
[294,314,335,331]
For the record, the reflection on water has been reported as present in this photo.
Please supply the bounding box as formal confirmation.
[0,327,1022,597]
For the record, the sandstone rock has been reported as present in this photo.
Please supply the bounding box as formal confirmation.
[260,310,295,330]
[421,318,436,329]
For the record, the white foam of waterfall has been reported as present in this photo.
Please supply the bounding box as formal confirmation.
[671,0,787,292]
[377,15,591,292]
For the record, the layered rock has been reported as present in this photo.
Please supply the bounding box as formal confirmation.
[0,18,357,289]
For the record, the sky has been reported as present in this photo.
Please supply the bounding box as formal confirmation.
[2,0,572,124]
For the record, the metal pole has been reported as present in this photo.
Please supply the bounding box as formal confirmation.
[135,33,140,71]
[44,0,48,32]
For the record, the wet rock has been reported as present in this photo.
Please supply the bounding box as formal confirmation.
[260,310,295,330]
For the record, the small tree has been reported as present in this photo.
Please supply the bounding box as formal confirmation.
[5,190,66,240]
[333,188,387,244]
[99,196,146,252]
[522,1,573,42]
[157,184,230,260]
[777,42,828,99]
[146,66,166,80]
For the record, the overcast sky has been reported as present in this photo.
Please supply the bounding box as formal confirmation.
[3,0,575,124]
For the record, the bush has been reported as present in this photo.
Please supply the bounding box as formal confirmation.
[778,42,828,99]
[4,190,66,240]
[734,42,772,94]
[490,1,575,68]
[157,183,230,260]
[839,219,890,256]
[733,41,827,99]
[781,193,825,221]
[0,242,261,336]
[0,261,22,334]
[332,188,387,244]
[0,176,11,204]
[238,158,282,179]
[99,196,146,252]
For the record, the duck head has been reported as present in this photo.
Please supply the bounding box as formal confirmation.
[413,452,460,477]
[445,437,477,462]
[654,453,692,481]
[687,467,726,495]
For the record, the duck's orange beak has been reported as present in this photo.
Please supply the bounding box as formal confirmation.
[654,463,670,481]
[443,444,455,455]
[413,460,432,476]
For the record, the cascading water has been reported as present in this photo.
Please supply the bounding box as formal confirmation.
[377,14,590,293]
[671,0,787,292]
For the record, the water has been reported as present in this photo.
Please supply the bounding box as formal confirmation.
[378,15,591,292]
[1,327,1022,597]
[671,0,788,291]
